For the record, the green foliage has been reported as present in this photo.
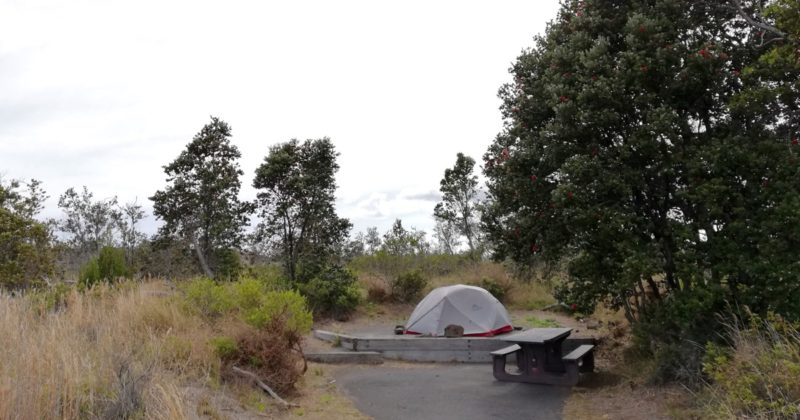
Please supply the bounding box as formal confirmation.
[381,219,430,256]
[300,265,361,320]
[28,283,72,313]
[701,314,800,419]
[181,276,313,334]
[181,278,232,318]
[243,290,313,334]
[481,0,800,380]
[478,277,509,303]
[525,316,559,328]
[0,178,54,290]
[78,247,130,288]
[434,153,481,256]
[253,138,352,283]
[210,336,239,360]
[58,186,121,256]
[391,270,428,303]
[214,248,242,281]
[150,116,253,279]
[632,286,729,383]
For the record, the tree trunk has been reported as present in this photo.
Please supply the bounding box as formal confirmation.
[193,238,214,278]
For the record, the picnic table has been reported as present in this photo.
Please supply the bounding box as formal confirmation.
[491,327,594,386]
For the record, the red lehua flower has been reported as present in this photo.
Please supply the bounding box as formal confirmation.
[732,69,741,76]
[567,191,574,199]
[530,175,538,182]
[530,244,540,253]
[591,75,598,81]
[638,25,646,33]
[570,303,578,311]
[699,49,711,59]
[792,138,799,146]
[576,11,583,17]
[559,95,569,103]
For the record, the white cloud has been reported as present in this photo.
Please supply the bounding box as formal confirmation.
[0,0,560,237]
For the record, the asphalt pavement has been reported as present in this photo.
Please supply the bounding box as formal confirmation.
[334,363,569,420]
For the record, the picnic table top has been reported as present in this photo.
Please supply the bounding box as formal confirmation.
[499,327,573,344]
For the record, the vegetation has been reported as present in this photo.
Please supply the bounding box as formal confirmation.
[390,270,428,303]
[253,138,351,284]
[702,314,800,419]
[433,153,482,257]
[78,246,130,288]
[150,117,253,279]
[0,178,54,290]
[482,0,800,379]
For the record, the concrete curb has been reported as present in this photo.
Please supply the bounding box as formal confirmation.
[306,351,384,364]
[312,329,597,363]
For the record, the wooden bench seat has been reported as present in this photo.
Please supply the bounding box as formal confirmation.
[562,344,595,374]
[491,344,521,357]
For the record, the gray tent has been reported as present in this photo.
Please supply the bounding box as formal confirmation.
[404,284,513,337]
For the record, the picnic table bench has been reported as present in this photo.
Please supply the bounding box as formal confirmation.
[491,327,594,386]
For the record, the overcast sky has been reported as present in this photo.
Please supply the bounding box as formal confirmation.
[0,0,560,239]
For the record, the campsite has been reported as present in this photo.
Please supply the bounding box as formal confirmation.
[3,0,800,418]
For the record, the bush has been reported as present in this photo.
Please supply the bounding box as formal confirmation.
[391,270,428,303]
[210,336,239,359]
[242,290,313,334]
[478,277,511,303]
[301,265,361,320]
[28,283,72,313]
[632,286,729,383]
[79,247,130,288]
[214,248,242,281]
[181,278,231,318]
[701,314,800,419]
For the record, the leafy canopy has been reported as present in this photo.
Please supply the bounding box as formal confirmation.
[150,116,253,278]
[482,0,800,322]
[252,138,351,283]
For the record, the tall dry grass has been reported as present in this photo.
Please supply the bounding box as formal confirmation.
[0,281,211,420]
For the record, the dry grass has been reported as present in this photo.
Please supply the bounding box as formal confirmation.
[0,281,210,419]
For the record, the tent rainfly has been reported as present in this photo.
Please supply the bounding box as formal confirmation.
[404,284,513,337]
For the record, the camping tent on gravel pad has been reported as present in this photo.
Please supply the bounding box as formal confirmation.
[404,284,513,337]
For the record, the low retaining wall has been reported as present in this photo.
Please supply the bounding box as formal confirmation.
[312,330,597,363]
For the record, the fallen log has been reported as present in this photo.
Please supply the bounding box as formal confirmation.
[232,366,298,408]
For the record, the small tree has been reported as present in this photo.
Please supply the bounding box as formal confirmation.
[58,186,121,257]
[432,219,460,255]
[364,227,382,255]
[433,153,481,257]
[150,117,253,278]
[381,219,429,256]
[0,178,54,289]
[253,138,352,283]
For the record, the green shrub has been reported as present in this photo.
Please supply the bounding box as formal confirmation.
[632,285,728,384]
[479,277,510,303]
[301,265,361,320]
[242,290,313,334]
[214,248,242,281]
[28,283,72,313]
[246,264,289,290]
[210,336,239,360]
[181,278,231,318]
[230,278,268,313]
[391,270,428,303]
[79,247,130,288]
[701,314,800,419]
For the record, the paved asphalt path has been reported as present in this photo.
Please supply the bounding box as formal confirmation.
[334,363,569,420]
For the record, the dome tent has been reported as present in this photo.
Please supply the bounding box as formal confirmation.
[404,284,513,337]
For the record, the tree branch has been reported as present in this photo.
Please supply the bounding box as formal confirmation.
[232,366,299,408]
[730,0,788,39]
